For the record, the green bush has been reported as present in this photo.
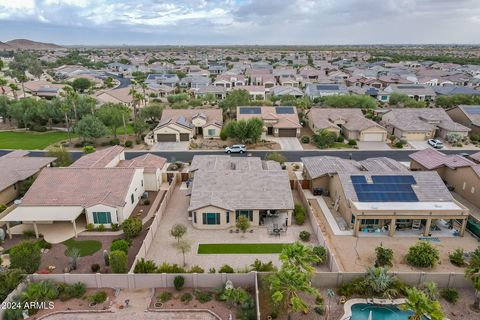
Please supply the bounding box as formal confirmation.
[265,152,287,164]
[111,223,120,231]
[293,203,306,225]
[91,264,100,273]
[220,129,228,140]
[312,246,327,265]
[157,291,172,303]
[110,239,129,254]
[86,223,94,231]
[348,139,357,146]
[218,264,235,273]
[448,248,465,267]
[194,289,212,303]
[394,141,403,148]
[88,291,107,305]
[440,288,459,304]
[336,135,344,142]
[405,241,440,268]
[180,292,193,304]
[189,265,205,273]
[375,244,394,267]
[110,250,128,273]
[0,204,7,213]
[59,282,86,300]
[301,136,310,143]
[299,230,311,242]
[134,258,157,273]
[156,262,186,273]
[9,241,41,273]
[121,217,142,240]
[124,140,133,148]
[174,275,185,291]
[83,145,96,154]
[97,224,105,232]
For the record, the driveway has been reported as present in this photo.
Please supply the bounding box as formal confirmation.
[151,141,190,151]
[408,140,449,150]
[268,137,303,150]
[356,141,391,150]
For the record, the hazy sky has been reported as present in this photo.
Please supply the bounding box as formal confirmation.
[0,0,479,45]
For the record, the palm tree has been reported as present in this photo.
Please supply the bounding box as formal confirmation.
[128,86,140,121]
[60,100,72,144]
[279,242,319,274]
[400,287,443,320]
[465,247,480,310]
[21,280,59,302]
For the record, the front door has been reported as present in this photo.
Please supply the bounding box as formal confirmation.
[267,127,274,135]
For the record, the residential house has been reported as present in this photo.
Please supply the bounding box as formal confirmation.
[178,75,210,89]
[194,85,227,100]
[307,108,387,142]
[382,108,470,140]
[270,86,304,98]
[235,85,266,100]
[410,148,480,208]
[384,84,436,101]
[301,156,469,237]
[305,83,348,98]
[146,74,180,87]
[187,155,293,229]
[237,106,302,137]
[208,64,227,75]
[146,108,223,144]
[446,105,480,136]
[213,74,246,89]
[95,87,134,106]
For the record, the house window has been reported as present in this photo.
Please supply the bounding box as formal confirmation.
[208,129,215,136]
[226,211,230,224]
[236,210,253,222]
[92,212,112,224]
[202,213,220,225]
[194,212,197,223]
[131,194,134,204]
[361,219,379,225]
[141,180,143,187]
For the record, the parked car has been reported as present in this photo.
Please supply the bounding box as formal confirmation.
[427,139,444,149]
[224,144,246,154]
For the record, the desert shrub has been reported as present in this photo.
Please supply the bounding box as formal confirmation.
[22,230,36,239]
[265,152,287,164]
[299,230,311,242]
[143,199,151,205]
[440,288,459,304]
[406,241,440,268]
[158,291,172,303]
[83,145,96,154]
[189,265,205,273]
[111,223,119,231]
[250,259,276,272]
[0,204,7,213]
[134,258,157,273]
[180,292,193,304]
[194,289,212,303]
[109,138,120,145]
[35,239,52,250]
[156,262,186,273]
[121,217,142,240]
[394,141,403,148]
[110,239,129,254]
[88,291,107,305]
[348,139,357,146]
[174,275,185,291]
[91,264,100,273]
[109,250,128,273]
[301,136,310,143]
[9,241,41,273]
[86,223,94,231]
[336,135,344,142]
[97,224,105,232]
[312,246,327,265]
[448,248,465,267]
[293,203,306,225]
[218,264,235,273]
[375,244,394,267]
[124,140,133,148]
[59,282,86,300]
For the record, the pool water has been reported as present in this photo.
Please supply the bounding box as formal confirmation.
[351,303,425,320]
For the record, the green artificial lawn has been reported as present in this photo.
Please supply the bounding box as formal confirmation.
[197,243,287,254]
[331,142,355,149]
[0,131,72,150]
[63,239,102,257]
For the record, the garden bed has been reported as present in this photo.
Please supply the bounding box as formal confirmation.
[197,243,288,254]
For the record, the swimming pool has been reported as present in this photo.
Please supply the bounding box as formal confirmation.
[350,303,423,320]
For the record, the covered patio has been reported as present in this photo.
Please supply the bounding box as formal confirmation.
[1,206,86,244]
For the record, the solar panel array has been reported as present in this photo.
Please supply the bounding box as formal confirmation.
[275,107,295,114]
[351,175,419,202]
[465,107,480,115]
[397,85,425,89]
[239,107,261,114]
[316,85,339,90]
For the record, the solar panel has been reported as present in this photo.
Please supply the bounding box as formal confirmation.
[239,107,261,115]
[465,107,480,115]
[351,176,367,184]
[316,85,339,90]
[397,85,424,89]
[275,107,295,114]
[372,175,416,184]
[351,175,418,202]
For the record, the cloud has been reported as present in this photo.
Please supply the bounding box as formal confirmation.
[0,0,479,44]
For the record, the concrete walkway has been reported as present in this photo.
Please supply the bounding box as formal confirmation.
[9,221,86,244]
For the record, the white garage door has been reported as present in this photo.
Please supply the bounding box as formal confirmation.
[362,132,384,142]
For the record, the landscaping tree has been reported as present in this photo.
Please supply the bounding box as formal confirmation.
[140,103,163,122]
[9,240,41,273]
[133,258,158,273]
[46,146,73,167]
[121,217,142,240]
[96,103,130,139]
[170,223,187,243]
[374,243,394,267]
[405,241,440,268]
[219,89,251,117]
[223,118,264,143]
[312,129,337,149]
[279,242,319,274]
[400,287,443,320]
[110,239,129,254]
[321,95,377,109]
[293,203,306,225]
[72,78,92,93]
[266,152,287,164]
[465,246,480,310]
[389,93,426,108]
[110,250,128,273]
[75,115,108,142]
[175,239,191,267]
[236,216,251,236]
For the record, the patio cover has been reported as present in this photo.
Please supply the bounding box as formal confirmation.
[0,206,84,222]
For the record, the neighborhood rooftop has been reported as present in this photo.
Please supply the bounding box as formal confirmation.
[189,155,281,172]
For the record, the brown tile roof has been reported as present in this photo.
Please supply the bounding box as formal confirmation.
[236,106,301,129]
[70,146,125,168]
[308,108,385,132]
[409,148,476,170]
[0,152,56,192]
[301,156,361,179]
[189,155,280,172]
[383,108,470,132]
[469,151,480,163]
[118,153,167,173]
[457,105,480,127]
[158,108,223,130]
[21,167,137,208]
[359,157,409,173]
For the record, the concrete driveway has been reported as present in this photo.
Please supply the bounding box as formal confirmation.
[268,137,303,150]
[356,141,391,150]
[408,140,449,150]
[151,141,189,151]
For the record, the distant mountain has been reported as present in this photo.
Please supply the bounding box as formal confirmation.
[4,39,63,50]
[0,41,12,50]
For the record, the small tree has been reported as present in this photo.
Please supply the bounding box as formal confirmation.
[465,246,480,310]
[110,250,128,273]
[75,115,108,142]
[170,223,187,243]
[400,287,443,320]
[72,78,92,93]
[375,243,394,267]
[174,275,185,291]
[175,239,191,267]
[312,129,337,149]
[134,258,157,273]
[9,241,41,273]
[406,241,440,268]
[121,217,142,240]
[46,146,73,167]
[110,239,129,254]
[236,216,251,236]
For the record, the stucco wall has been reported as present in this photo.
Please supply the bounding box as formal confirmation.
[144,171,160,191]
[86,204,118,226]
[443,166,480,208]
[0,184,18,205]
[191,206,261,230]
[120,169,146,222]
[203,124,221,138]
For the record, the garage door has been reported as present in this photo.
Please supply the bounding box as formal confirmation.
[179,133,190,141]
[362,132,384,142]
[157,134,176,142]
[278,128,297,137]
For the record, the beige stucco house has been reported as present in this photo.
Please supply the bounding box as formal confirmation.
[307,108,387,142]
[187,155,293,230]
[145,109,223,144]
[236,106,302,138]
[446,105,480,137]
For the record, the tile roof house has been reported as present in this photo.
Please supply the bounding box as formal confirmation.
[95,87,134,106]
[446,105,480,136]
[146,108,223,144]
[194,85,227,100]
[307,108,387,142]
[187,155,293,229]
[384,84,436,101]
[235,85,266,100]
[305,83,348,98]
[382,108,470,140]
[270,86,304,98]
[236,106,302,137]
[302,156,469,237]
[0,151,56,205]
[145,73,179,87]
[410,148,480,208]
